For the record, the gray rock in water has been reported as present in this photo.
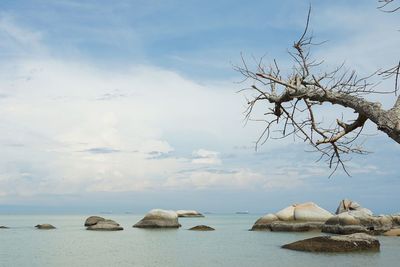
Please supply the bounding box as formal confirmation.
[133,209,181,228]
[35,224,56,229]
[322,212,393,235]
[269,221,324,232]
[251,202,332,232]
[86,219,123,231]
[189,225,215,231]
[0,226,9,229]
[84,216,105,226]
[282,233,380,252]
[176,210,204,217]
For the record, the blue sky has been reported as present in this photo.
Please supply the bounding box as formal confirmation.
[0,0,399,214]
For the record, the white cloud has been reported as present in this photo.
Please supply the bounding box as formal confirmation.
[191,149,221,165]
[0,58,253,197]
[164,169,265,190]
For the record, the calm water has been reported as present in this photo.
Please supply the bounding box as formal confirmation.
[0,214,399,267]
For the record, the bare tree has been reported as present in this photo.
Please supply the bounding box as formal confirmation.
[236,5,400,176]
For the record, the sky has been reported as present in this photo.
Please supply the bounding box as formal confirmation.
[0,0,399,214]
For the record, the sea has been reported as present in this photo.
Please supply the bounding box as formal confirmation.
[0,213,399,267]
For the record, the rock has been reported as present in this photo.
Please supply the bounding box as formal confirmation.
[176,210,204,217]
[384,228,400,236]
[251,214,279,230]
[294,202,333,221]
[189,225,215,231]
[282,233,380,252]
[336,199,373,216]
[84,216,105,226]
[35,224,56,229]
[0,226,9,229]
[251,202,332,231]
[269,221,324,232]
[390,214,400,226]
[133,209,181,228]
[322,213,393,235]
[275,205,296,221]
[86,219,123,231]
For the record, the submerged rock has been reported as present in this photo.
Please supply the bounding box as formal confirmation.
[189,225,215,231]
[86,219,123,231]
[84,216,105,226]
[176,210,204,217]
[251,202,332,231]
[35,224,56,229]
[282,233,380,252]
[133,209,181,228]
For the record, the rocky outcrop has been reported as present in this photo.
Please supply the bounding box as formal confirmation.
[322,199,394,235]
[133,209,181,228]
[282,233,380,252]
[84,216,105,226]
[176,210,204,217]
[0,226,9,229]
[86,219,123,231]
[35,224,56,229]
[251,202,332,231]
[189,225,215,231]
[335,199,373,216]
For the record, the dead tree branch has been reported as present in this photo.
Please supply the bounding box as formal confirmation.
[236,6,400,175]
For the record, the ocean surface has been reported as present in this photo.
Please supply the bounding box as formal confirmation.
[0,214,399,267]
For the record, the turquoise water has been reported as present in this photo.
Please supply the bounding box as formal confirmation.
[0,214,399,267]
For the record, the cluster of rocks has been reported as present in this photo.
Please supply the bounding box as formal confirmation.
[133,209,212,230]
[16,209,209,232]
[251,198,400,252]
[252,199,400,236]
[84,216,123,231]
[251,202,332,231]
[322,199,400,235]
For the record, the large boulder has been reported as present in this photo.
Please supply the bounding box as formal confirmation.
[251,202,332,231]
[35,224,56,229]
[133,209,181,228]
[336,199,373,216]
[176,210,204,217]
[84,216,105,226]
[86,219,123,231]
[189,225,215,231]
[282,233,380,252]
[294,202,333,221]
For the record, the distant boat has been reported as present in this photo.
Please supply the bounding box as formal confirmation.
[236,211,249,214]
